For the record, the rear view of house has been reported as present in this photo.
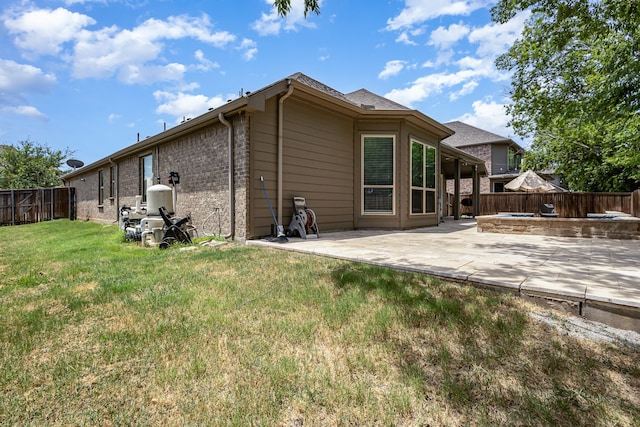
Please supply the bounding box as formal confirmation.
[63,73,485,241]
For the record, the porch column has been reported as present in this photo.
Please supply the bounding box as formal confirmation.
[472,165,480,217]
[453,159,460,220]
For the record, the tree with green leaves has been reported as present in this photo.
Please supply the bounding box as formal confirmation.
[0,140,73,189]
[493,0,640,191]
[273,0,320,17]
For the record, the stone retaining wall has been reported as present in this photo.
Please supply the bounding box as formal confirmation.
[477,215,640,240]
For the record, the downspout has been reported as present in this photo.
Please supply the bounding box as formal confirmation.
[277,80,294,224]
[219,112,234,239]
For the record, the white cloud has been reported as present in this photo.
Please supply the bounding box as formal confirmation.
[449,81,478,101]
[3,7,96,56]
[385,56,503,107]
[251,0,319,36]
[395,27,426,46]
[251,12,282,36]
[238,39,258,61]
[384,9,528,108]
[63,0,107,4]
[108,113,122,123]
[386,0,490,31]
[428,22,470,49]
[378,60,407,80]
[153,90,228,123]
[395,31,417,46]
[194,50,220,71]
[1,105,48,121]
[0,59,57,94]
[5,8,240,85]
[468,10,530,57]
[69,14,235,83]
[452,98,513,138]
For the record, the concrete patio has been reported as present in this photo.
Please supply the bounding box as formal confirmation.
[248,219,640,332]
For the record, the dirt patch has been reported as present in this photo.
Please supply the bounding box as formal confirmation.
[530,311,640,349]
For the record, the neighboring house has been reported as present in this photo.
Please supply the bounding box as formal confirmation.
[63,73,486,241]
[443,121,524,193]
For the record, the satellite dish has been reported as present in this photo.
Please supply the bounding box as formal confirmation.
[66,158,84,169]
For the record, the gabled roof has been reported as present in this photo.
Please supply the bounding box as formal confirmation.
[443,121,520,149]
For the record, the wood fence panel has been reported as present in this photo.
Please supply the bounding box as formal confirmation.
[471,192,636,218]
[0,187,76,226]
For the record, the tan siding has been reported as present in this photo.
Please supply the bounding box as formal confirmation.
[282,99,354,233]
[248,98,279,238]
[249,96,355,238]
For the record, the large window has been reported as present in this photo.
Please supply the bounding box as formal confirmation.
[411,140,437,214]
[98,169,104,205]
[508,147,522,172]
[362,135,395,214]
[140,154,153,202]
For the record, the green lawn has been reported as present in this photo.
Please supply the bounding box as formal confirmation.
[1,220,638,426]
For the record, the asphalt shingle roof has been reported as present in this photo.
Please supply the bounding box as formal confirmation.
[288,72,356,105]
[344,89,410,110]
[443,121,513,148]
[287,73,410,111]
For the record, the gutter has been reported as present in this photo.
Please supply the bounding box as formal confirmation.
[219,112,234,239]
[277,80,294,225]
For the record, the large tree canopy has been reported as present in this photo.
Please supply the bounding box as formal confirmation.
[493,0,640,191]
[273,0,320,17]
[0,140,72,189]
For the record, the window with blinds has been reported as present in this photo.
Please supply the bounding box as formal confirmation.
[362,135,395,214]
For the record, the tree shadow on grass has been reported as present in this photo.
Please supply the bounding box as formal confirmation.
[330,262,640,426]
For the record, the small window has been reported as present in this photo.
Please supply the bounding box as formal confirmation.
[494,182,505,193]
[140,155,153,202]
[109,166,115,198]
[98,169,105,205]
[410,140,437,214]
[362,135,395,214]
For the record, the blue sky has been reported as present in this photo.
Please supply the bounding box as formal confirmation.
[0,0,530,166]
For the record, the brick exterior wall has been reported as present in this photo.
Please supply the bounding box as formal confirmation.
[69,113,250,241]
[446,143,492,195]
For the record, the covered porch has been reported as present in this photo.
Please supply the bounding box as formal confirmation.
[440,145,487,220]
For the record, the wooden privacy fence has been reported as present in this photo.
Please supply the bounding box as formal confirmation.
[465,190,640,218]
[0,187,76,226]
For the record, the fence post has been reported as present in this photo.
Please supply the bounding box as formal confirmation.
[633,189,640,218]
[40,188,44,222]
[10,189,15,225]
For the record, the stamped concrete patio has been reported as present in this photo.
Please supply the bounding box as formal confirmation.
[248,219,640,332]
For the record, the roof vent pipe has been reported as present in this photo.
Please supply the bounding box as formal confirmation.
[277,80,294,225]
[219,112,234,239]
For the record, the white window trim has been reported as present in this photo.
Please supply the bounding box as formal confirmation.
[409,138,438,216]
[98,169,105,206]
[361,134,396,216]
[140,154,153,203]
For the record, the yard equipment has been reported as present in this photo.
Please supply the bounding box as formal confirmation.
[260,176,288,243]
[286,197,319,239]
[120,182,195,248]
[158,206,193,249]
